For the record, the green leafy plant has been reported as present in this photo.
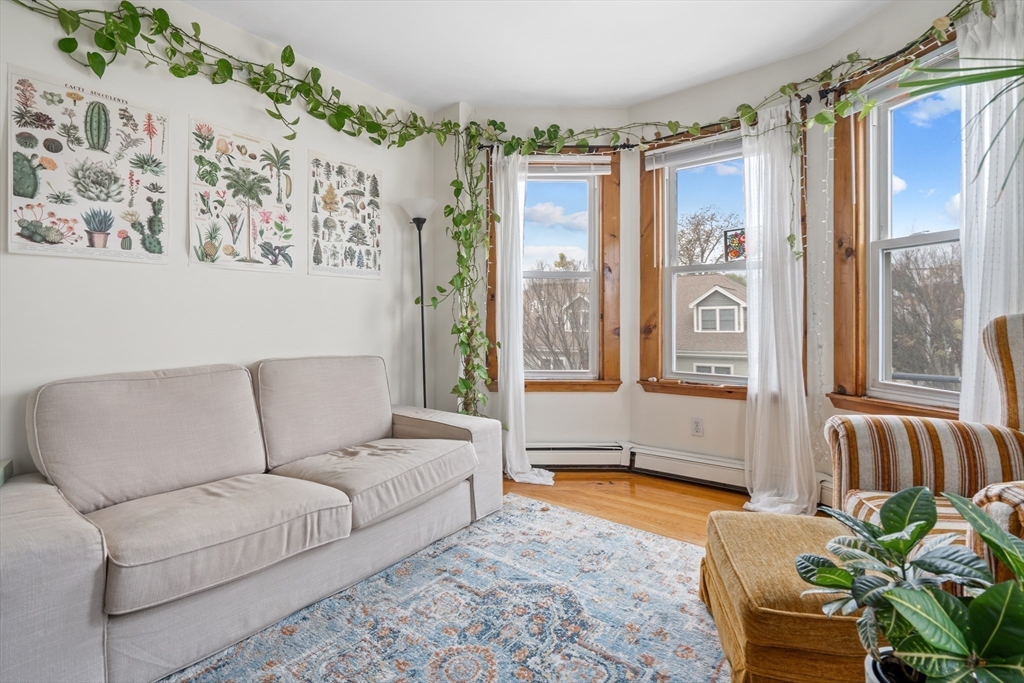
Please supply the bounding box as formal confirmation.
[797,487,1024,682]
[81,207,114,233]
[258,241,293,267]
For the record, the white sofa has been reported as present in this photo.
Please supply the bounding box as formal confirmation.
[0,356,503,683]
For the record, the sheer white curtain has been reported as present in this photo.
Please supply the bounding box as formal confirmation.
[958,0,1024,423]
[492,149,554,485]
[741,103,818,515]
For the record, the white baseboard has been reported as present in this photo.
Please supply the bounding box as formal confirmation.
[631,446,746,488]
[526,442,628,467]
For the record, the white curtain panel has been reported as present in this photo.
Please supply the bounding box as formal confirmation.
[492,149,554,485]
[958,0,1024,424]
[741,103,818,515]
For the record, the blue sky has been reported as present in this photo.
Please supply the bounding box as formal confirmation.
[676,159,745,220]
[523,180,590,269]
[891,88,962,237]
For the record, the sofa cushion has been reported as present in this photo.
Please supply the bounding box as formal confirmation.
[27,364,266,514]
[271,438,478,529]
[252,356,393,468]
[87,474,351,615]
[844,489,969,540]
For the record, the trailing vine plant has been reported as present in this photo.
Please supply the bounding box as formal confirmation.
[12,0,1014,415]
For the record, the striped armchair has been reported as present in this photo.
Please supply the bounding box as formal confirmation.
[825,314,1024,569]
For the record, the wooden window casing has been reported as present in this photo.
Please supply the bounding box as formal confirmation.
[827,36,959,421]
[486,151,621,393]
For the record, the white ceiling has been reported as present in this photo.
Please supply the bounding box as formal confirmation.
[186,1,891,111]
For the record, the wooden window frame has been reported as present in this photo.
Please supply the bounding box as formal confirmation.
[485,150,621,393]
[828,36,960,421]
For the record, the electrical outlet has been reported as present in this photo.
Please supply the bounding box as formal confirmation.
[691,417,704,437]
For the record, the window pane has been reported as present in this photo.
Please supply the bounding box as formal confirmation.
[694,365,712,373]
[523,180,590,270]
[719,308,736,331]
[523,277,590,372]
[673,272,748,377]
[890,88,962,239]
[674,159,745,265]
[886,241,963,391]
[714,366,732,375]
[700,308,717,331]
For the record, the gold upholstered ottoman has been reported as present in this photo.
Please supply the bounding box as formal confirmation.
[699,511,865,683]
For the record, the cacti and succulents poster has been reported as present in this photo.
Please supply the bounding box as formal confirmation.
[189,120,295,271]
[8,70,169,263]
[308,152,381,279]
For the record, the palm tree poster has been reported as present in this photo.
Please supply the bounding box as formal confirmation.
[188,119,295,271]
[308,152,381,279]
[9,68,169,264]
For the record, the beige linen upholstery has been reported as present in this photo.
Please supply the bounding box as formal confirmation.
[27,364,265,514]
[251,356,394,468]
[105,481,472,683]
[392,406,504,519]
[700,511,863,682]
[271,438,476,529]
[88,474,352,614]
[0,474,107,683]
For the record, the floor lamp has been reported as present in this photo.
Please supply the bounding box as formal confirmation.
[400,197,437,408]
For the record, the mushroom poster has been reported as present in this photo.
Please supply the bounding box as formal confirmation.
[188,119,295,271]
[308,152,381,279]
[8,69,169,263]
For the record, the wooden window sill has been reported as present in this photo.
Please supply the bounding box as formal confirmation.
[637,380,747,400]
[486,380,623,393]
[826,393,958,420]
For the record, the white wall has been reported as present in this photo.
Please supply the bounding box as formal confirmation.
[454,0,958,476]
[0,1,436,474]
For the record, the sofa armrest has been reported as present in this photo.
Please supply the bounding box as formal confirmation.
[1,473,107,683]
[824,415,1024,509]
[969,481,1024,583]
[392,407,503,520]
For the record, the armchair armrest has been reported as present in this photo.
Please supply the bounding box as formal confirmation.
[969,481,1024,583]
[1,474,107,683]
[391,407,503,520]
[824,415,1024,509]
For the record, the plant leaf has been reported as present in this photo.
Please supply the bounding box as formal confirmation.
[893,635,969,679]
[852,574,892,608]
[58,37,78,53]
[912,545,995,585]
[884,587,970,655]
[880,486,936,536]
[975,655,1024,683]
[281,45,295,67]
[57,7,81,35]
[86,52,106,78]
[795,554,836,583]
[968,581,1024,659]
[813,567,854,589]
[944,493,1024,581]
[856,607,880,657]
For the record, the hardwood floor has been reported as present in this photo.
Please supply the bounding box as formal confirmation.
[503,470,750,547]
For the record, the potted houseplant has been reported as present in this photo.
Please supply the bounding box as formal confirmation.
[81,207,114,248]
[796,487,1024,682]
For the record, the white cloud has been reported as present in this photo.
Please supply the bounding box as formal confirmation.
[945,192,960,222]
[524,202,588,231]
[907,89,961,127]
[892,175,908,194]
[713,162,742,176]
[921,188,935,197]
[523,245,588,269]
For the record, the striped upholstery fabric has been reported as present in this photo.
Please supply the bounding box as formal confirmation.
[844,489,969,542]
[982,314,1024,430]
[968,481,1024,583]
[826,415,1024,509]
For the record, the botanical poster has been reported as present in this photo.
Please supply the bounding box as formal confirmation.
[8,69,169,263]
[189,120,295,271]
[308,152,381,278]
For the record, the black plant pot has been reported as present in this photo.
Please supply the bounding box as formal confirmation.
[867,649,927,683]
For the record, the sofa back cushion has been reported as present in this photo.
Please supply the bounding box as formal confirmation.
[252,356,393,468]
[27,364,266,514]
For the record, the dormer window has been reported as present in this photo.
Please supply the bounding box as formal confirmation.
[697,306,740,332]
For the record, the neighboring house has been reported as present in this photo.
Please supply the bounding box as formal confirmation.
[674,273,748,376]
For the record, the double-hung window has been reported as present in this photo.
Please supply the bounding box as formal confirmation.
[521,158,607,380]
[648,135,748,384]
[864,45,963,408]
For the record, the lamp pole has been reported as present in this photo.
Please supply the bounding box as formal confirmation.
[413,216,427,408]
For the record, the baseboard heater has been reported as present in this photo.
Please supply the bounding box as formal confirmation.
[526,442,628,467]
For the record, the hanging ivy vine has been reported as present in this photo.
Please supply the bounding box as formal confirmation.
[11,0,1008,416]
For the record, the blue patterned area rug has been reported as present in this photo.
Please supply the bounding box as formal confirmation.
[164,494,729,682]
